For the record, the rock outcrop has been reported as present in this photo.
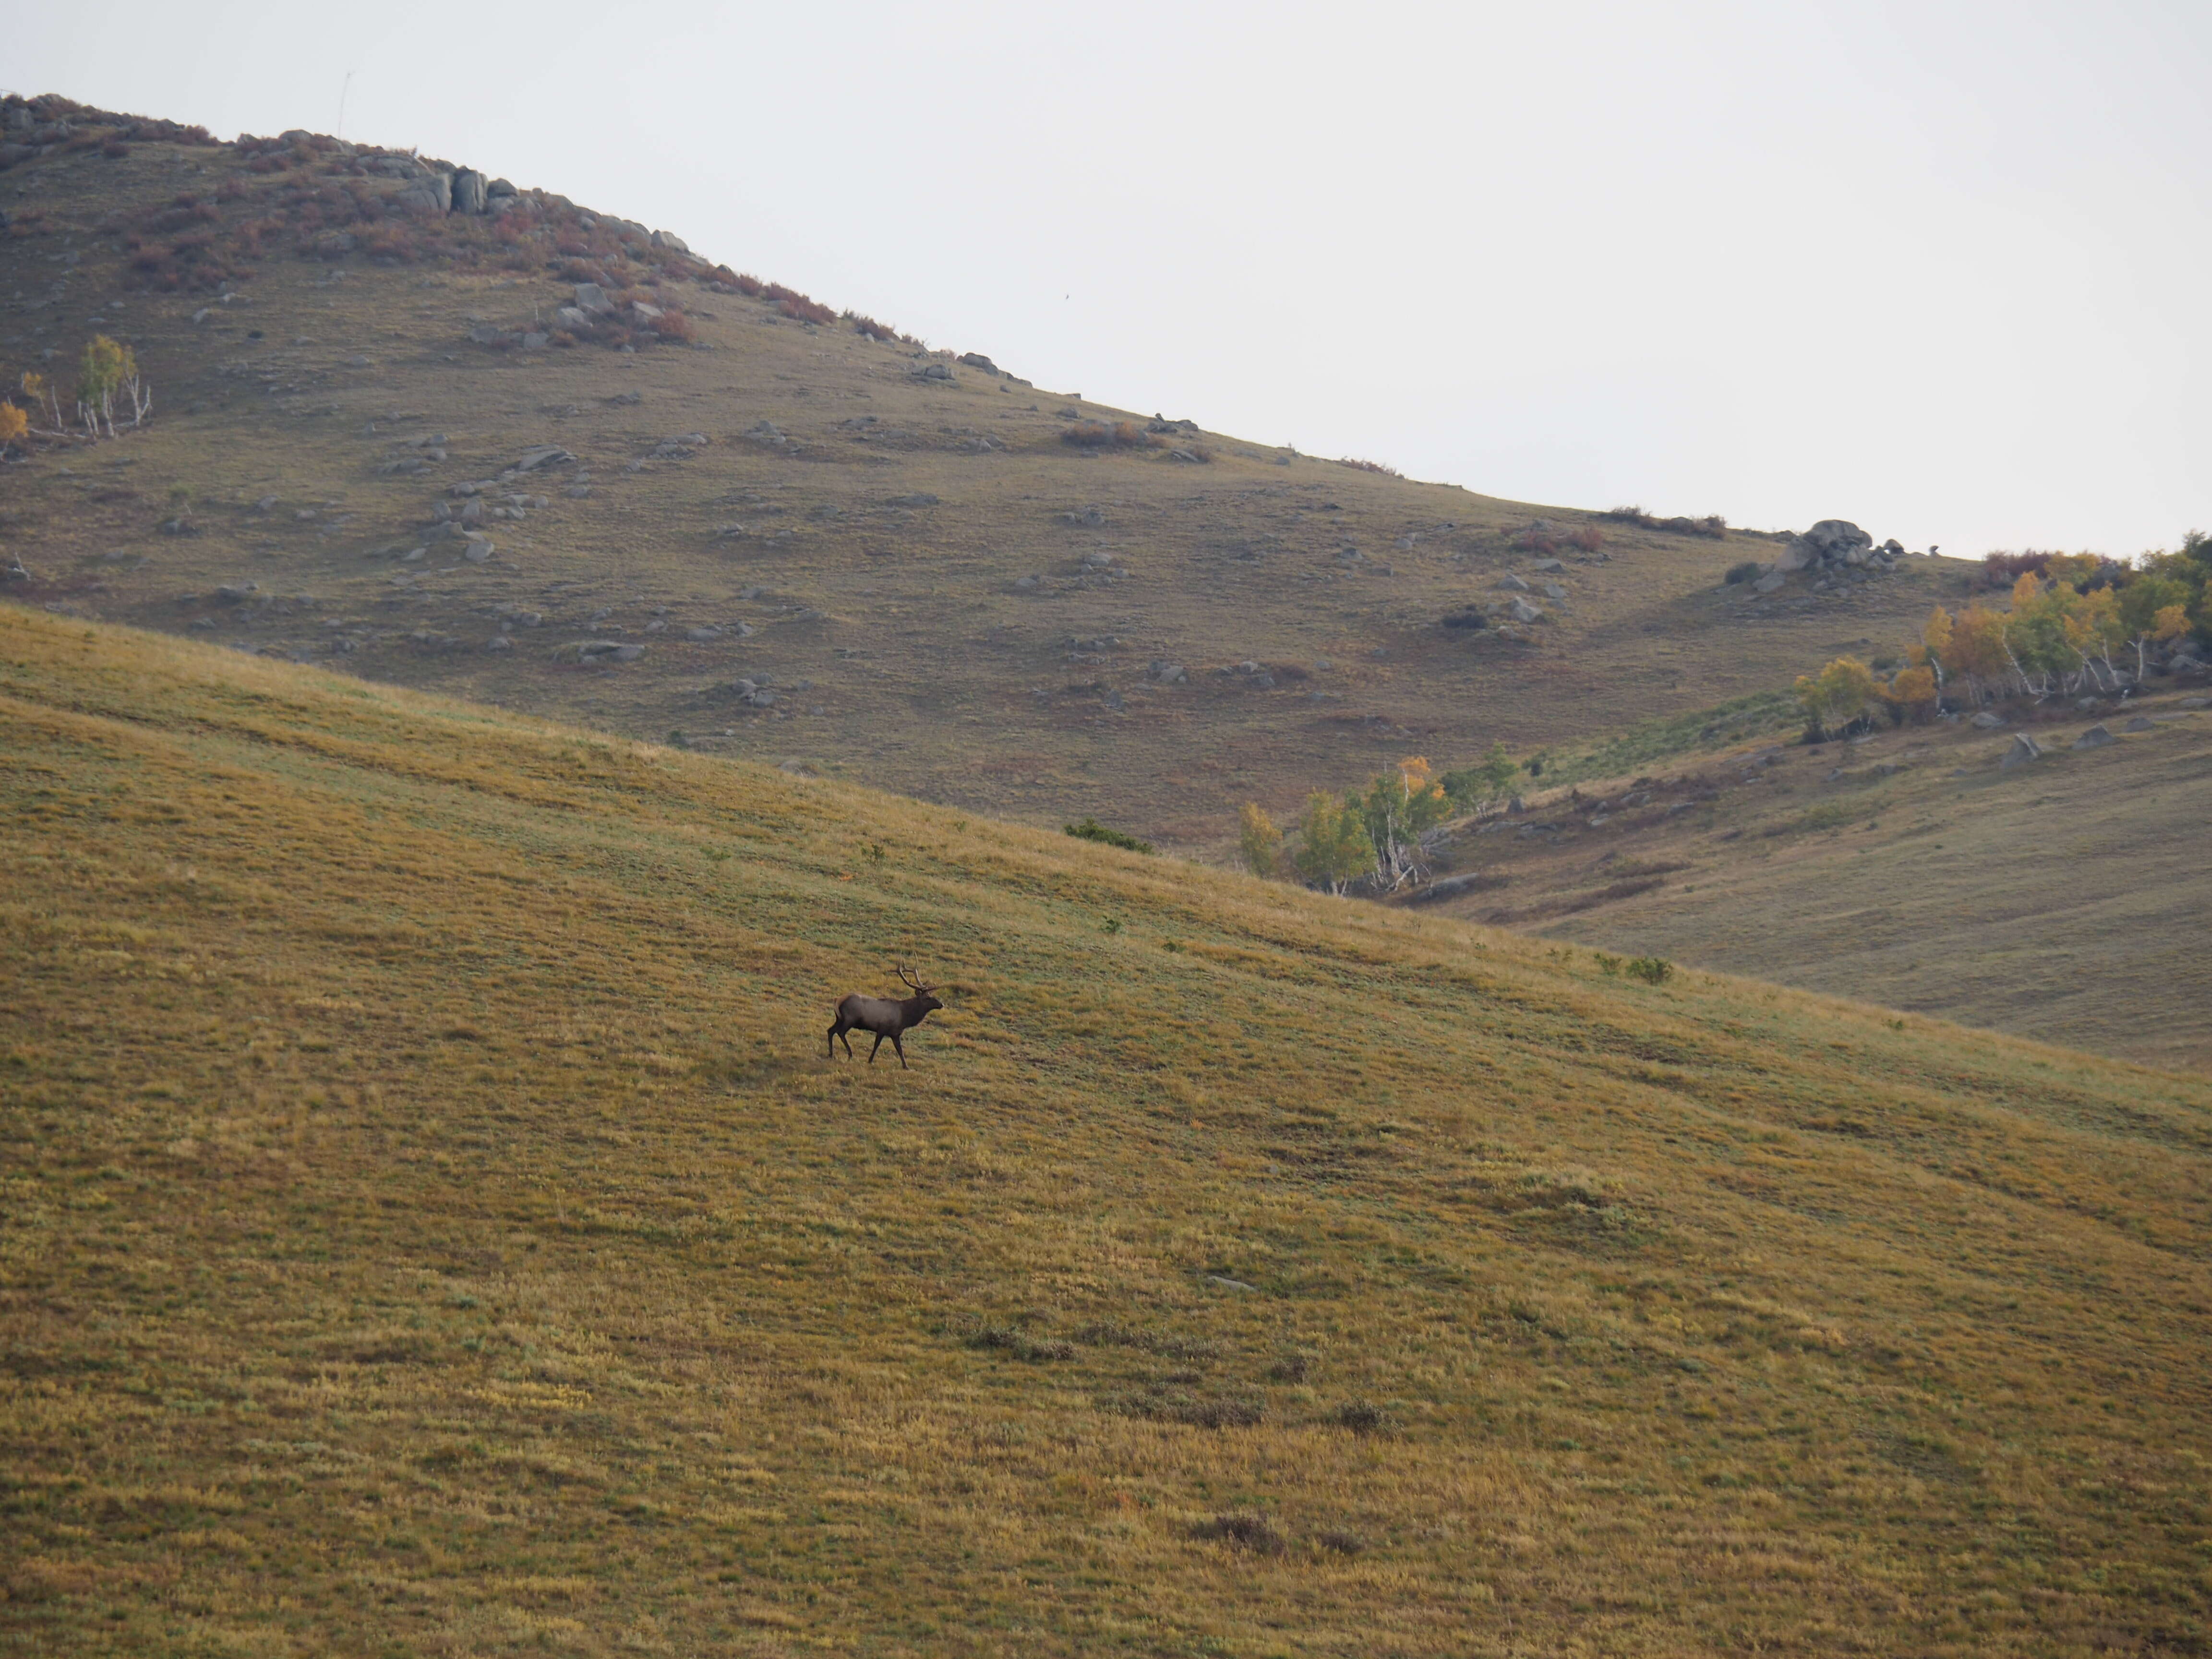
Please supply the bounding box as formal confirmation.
[1775,520,1902,575]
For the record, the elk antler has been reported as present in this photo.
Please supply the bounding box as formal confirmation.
[896,961,925,991]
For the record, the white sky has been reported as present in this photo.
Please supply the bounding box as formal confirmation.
[12,0,2208,556]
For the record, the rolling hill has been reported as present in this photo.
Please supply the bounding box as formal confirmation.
[5,603,2212,1656]
[0,91,1970,851]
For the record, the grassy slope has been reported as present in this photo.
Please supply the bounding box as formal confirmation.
[4,606,2211,1658]
[2,125,1967,850]
[1414,701,2212,1071]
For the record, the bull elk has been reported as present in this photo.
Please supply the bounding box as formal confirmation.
[825,962,944,1069]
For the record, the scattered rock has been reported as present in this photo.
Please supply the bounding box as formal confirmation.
[957,352,1000,374]
[1971,711,2007,729]
[1493,573,1530,591]
[451,170,488,215]
[1752,571,1786,594]
[2124,715,2155,732]
[1530,558,1566,573]
[510,446,575,472]
[1999,733,2043,771]
[578,640,645,664]
[1504,596,1544,625]
[573,283,616,316]
[2072,724,2116,749]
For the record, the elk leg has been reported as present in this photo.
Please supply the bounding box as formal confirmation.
[827,1020,853,1059]
[868,1032,885,1064]
[891,1031,908,1070]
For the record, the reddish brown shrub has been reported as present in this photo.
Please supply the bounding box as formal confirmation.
[1600,506,1728,539]
[1336,457,1403,477]
[1567,527,1605,553]
[731,272,764,297]
[1062,421,1160,450]
[649,310,696,343]
[1982,550,2060,588]
[777,294,836,325]
[361,224,420,263]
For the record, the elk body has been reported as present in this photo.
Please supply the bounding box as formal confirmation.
[826,963,943,1069]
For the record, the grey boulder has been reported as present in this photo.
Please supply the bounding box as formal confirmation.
[578,640,645,664]
[451,169,488,215]
[396,171,453,215]
[2072,724,2116,749]
[1999,733,2043,770]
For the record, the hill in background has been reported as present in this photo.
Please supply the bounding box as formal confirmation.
[5,603,2212,1655]
[0,93,1967,849]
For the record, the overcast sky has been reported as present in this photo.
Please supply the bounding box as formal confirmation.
[11,0,2207,556]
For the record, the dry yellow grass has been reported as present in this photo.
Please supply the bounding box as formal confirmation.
[4,605,2211,1656]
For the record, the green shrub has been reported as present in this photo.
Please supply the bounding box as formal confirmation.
[1625,956,1674,986]
[1064,817,1153,854]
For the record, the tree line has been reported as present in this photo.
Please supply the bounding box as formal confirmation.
[1797,534,2210,738]
[1238,747,1521,893]
[2,336,156,452]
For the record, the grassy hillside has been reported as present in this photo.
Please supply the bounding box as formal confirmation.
[5,605,2211,1657]
[1411,695,2212,1072]
[1,98,1971,849]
